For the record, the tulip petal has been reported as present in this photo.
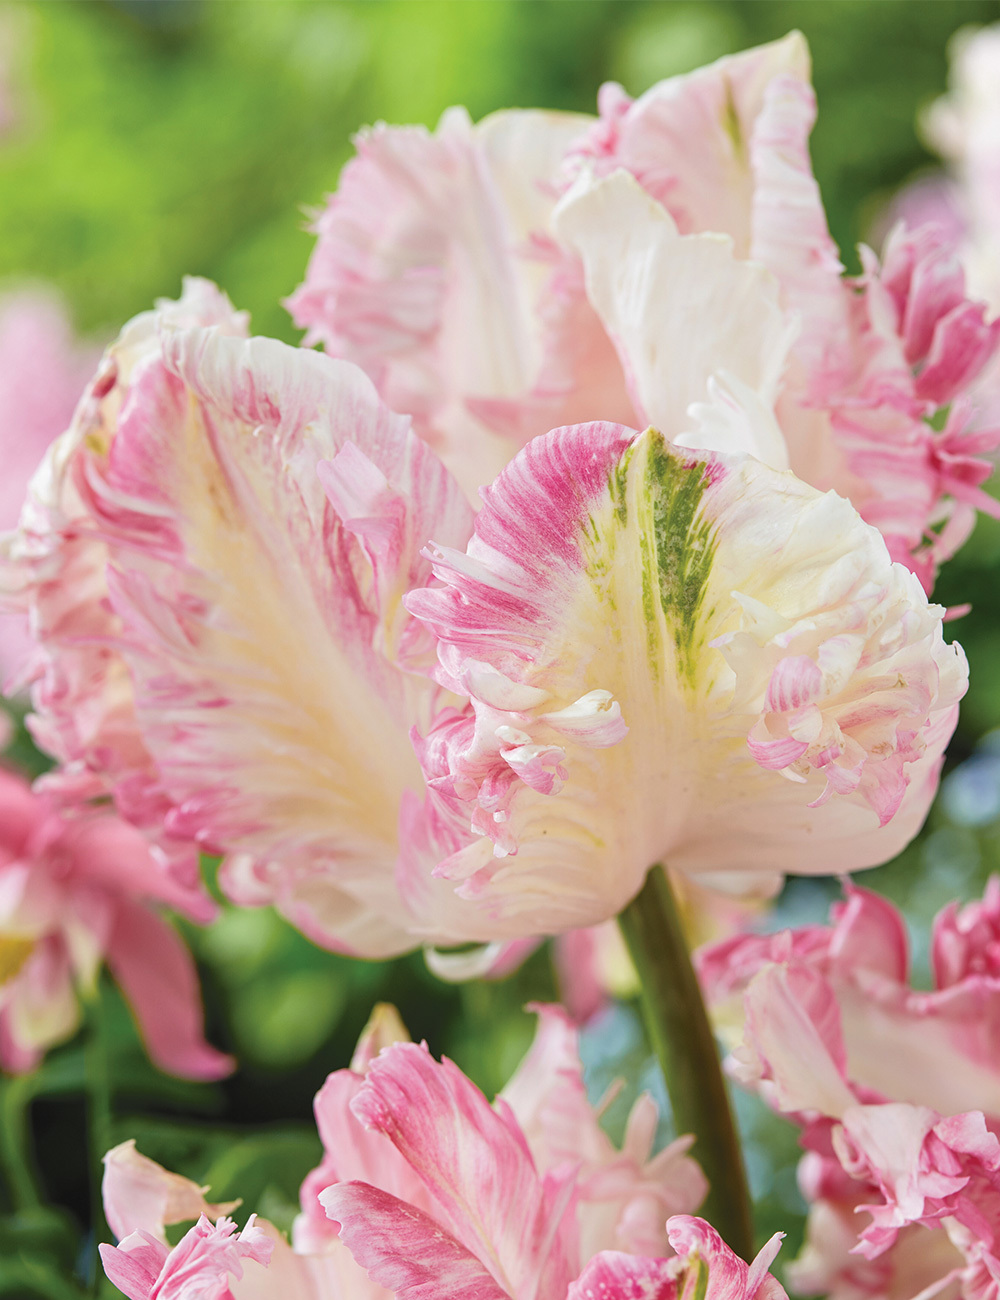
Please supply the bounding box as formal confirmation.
[554,169,794,467]
[287,106,596,497]
[322,1181,509,1300]
[86,323,470,955]
[350,1041,576,1299]
[104,900,233,1082]
[101,1140,237,1243]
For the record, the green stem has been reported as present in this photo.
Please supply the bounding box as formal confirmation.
[619,864,754,1259]
[85,982,112,1291]
[0,1071,41,1211]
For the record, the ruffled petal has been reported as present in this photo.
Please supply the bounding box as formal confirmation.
[565,34,811,252]
[566,1250,678,1300]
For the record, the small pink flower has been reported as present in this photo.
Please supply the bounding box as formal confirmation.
[698,882,1000,1300]
[0,765,229,1079]
[100,1214,273,1300]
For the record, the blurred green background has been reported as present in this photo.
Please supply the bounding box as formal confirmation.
[3,1,1000,1295]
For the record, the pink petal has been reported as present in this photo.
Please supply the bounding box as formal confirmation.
[104,899,233,1081]
[351,1041,576,1298]
[99,1232,167,1300]
[102,1140,237,1243]
[287,107,594,499]
[322,1181,509,1300]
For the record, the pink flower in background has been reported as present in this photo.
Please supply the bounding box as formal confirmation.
[0,288,98,684]
[102,1214,273,1300]
[101,1005,710,1300]
[697,882,1000,1300]
[569,1217,788,1300]
[100,1141,339,1300]
[0,764,229,1078]
[290,33,1000,593]
[892,24,1000,433]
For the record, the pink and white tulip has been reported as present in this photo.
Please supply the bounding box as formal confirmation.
[0,764,229,1078]
[304,1003,706,1272]
[698,882,1000,1300]
[290,34,1000,593]
[3,272,965,953]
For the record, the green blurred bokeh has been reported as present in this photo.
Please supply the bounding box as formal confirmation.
[3,1,1000,1294]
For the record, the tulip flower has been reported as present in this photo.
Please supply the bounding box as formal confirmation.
[889,23,1000,434]
[0,764,229,1078]
[290,33,1000,593]
[697,882,1000,1300]
[100,1004,711,1300]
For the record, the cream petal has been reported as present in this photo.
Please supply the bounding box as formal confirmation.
[554,169,795,468]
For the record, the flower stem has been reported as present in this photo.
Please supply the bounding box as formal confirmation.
[618,864,753,1259]
[0,1070,41,1211]
[85,981,112,1290]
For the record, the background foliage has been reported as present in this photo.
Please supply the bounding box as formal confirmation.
[2,1,1000,1295]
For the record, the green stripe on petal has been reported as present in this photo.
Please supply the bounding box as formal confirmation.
[594,429,719,687]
